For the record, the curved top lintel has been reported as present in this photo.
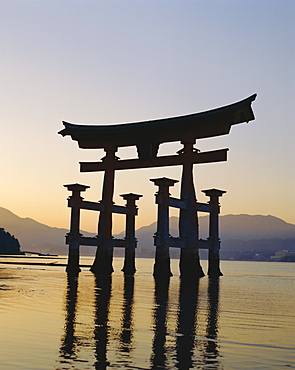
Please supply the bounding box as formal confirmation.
[58,94,257,158]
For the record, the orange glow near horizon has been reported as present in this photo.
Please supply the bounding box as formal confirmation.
[0,1,294,233]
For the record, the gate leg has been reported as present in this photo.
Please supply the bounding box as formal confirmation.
[91,147,117,275]
[64,184,89,275]
[179,141,204,279]
[151,178,177,278]
[121,193,142,276]
[202,189,226,277]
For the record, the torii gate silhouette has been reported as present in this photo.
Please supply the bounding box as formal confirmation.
[59,94,256,278]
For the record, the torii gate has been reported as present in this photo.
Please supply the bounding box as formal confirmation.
[59,94,256,277]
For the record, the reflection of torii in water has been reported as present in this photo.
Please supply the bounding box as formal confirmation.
[59,94,256,278]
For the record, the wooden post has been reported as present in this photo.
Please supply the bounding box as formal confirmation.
[91,147,118,275]
[179,141,205,279]
[121,193,142,276]
[151,177,177,278]
[64,183,90,275]
[202,188,226,277]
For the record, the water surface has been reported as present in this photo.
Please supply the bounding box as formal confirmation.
[0,258,294,369]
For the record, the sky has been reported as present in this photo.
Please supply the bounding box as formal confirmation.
[0,0,294,234]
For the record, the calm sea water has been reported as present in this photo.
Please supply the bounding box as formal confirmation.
[0,257,294,369]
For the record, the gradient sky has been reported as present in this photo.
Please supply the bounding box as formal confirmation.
[0,0,294,233]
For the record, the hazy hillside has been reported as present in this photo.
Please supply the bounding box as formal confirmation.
[126,214,295,248]
[132,215,295,241]
[217,214,295,240]
[0,206,294,257]
[0,207,95,255]
[117,215,295,259]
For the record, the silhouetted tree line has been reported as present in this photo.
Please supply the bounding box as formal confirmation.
[0,228,22,254]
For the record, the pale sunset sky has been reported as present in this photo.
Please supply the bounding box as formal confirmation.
[0,0,294,233]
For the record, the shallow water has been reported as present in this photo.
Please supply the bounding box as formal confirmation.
[0,258,294,369]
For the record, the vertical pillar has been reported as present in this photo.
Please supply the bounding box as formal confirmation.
[179,141,204,279]
[202,189,226,277]
[121,193,142,276]
[91,147,118,275]
[150,177,177,278]
[64,183,90,275]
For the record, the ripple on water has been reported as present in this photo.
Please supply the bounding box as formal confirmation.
[0,259,294,369]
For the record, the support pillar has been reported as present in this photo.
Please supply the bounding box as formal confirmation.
[91,147,118,275]
[179,141,205,279]
[202,189,226,277]
[151,177,177,278]
[64,183,90,275]
[121,193,142,276]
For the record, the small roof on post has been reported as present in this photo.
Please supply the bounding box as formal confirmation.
[120,193,143,201]
[64,183,90,192]
[202,188,227,197]
[58,94,257,160]
[150,177,179,187]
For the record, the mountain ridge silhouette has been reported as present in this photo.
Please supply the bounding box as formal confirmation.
[0,206,294,256]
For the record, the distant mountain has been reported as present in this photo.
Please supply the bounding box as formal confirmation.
[130,214,295,241]
[216,214,295,241]
[0,207,294,258]
[117,215,295,259]
[0,207,94,255]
